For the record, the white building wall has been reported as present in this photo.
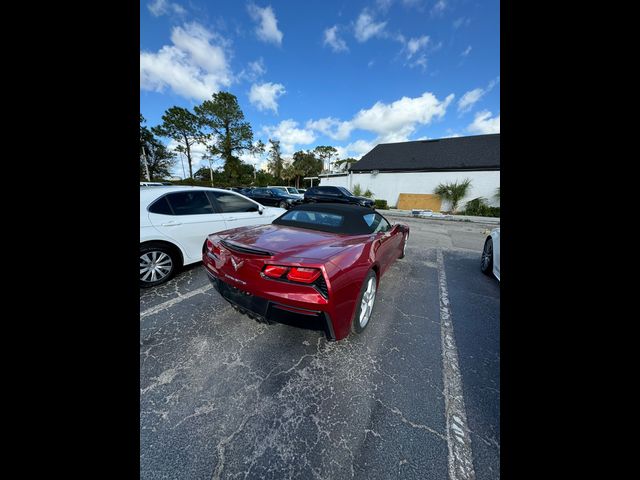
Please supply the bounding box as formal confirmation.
[320,170,500,210]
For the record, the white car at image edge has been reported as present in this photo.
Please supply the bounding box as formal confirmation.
[481,227,500,281]
[140,186,285,287]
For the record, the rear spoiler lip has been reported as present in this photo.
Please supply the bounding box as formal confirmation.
[220,239,274,257]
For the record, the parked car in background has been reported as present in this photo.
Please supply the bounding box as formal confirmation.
[304,186,375,208]
[230,187,252,195]
[245,187,304,209]
[140,186,285,287]
[480,228,500,281]
[297,188,306,194]
[140,182,165,186]
[203,203,410,340]
[268,186,304,198]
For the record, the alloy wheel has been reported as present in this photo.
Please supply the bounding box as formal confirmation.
[140,251,173,283]
[359,277,377,327]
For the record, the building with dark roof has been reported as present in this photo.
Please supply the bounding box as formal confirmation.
[319,134,500,211]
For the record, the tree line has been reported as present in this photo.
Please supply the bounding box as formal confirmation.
[140,91,358,187]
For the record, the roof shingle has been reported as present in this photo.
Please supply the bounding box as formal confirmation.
[350,134,500,172]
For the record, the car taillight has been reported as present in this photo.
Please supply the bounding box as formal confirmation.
[207,239,221,256]
[287,267,321,284]
[263,265,289,278]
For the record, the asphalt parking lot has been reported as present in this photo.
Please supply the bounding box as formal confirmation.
[140,217,500,480]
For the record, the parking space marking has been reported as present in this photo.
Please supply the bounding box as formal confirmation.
[437,249,476,480]
[140,284,212,319]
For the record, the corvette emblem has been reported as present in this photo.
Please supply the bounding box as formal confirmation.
[230,257,243,271]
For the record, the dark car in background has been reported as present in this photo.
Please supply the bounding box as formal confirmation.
[230,187,252,195]
[304,186,375,208]
[245,187,304,209]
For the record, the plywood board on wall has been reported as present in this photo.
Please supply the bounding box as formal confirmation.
[397,193,442,211]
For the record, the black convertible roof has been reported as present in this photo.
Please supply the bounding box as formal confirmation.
[272,203,379,234]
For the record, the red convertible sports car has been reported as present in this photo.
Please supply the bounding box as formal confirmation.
[202,203,409,341]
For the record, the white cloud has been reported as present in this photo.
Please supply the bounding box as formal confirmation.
[457,77,499,113]
[148,0,185,17]
[453,17,471,29]
[467,111,500,134]
[249,58,266,77]
[238,58,267,83]
[140,22,232,100]
[376,0,395,11]
[354,10,387,42]
[406,35,429,58]
[409,54,428,71]
[431,0,446,16]
[306,92,454,154]
[458,88,484,112]
[247,4,283,45]
[249,82,286,113]
[262,120,316,154]
[305,117,353,141]
[323,25,348,52]
[351,92,454,141]
[334,139,377,161]
[461,45,472,57]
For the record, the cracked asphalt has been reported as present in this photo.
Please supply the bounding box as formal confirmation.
[140,217,500,479]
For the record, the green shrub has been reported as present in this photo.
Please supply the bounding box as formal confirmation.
[352,184,363,196]
[462,197,500,217]
[374,199,388,209]
[363,189,374,198]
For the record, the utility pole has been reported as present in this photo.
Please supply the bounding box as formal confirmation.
[141,146,151,181]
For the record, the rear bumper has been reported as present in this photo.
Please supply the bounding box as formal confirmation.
[206,270,336,341]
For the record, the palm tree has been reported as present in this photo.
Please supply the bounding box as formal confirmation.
[433,178,472,213]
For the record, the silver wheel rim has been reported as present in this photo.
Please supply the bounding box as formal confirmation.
[140,251,173,283]
[359,277,377,327]
[280,201,287,208]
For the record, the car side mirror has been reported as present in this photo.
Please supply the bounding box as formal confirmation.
[258,205,264,215]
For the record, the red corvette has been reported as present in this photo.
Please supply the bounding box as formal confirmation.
[202,203,409,341]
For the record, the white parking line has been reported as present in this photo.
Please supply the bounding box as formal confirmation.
[140,284,212,319]
[437,249,476,480]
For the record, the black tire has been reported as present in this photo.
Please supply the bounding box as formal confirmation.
[140,242,181,288]
[480,237,493,275]
[279,201,288,209]
[351,270,378,334]
[399,233,408,259]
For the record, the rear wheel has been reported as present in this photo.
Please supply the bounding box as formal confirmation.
[351,270,378,334]
[480,237,493,275]
[279,201,288,209]
[140,243,181,287]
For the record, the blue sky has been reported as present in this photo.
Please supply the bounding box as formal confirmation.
[141,0,499,177]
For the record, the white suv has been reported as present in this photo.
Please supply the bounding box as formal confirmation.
[140,186,285,287]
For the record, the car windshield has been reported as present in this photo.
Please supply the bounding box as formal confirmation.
[278,210,344,227]
[273,205,380,234]
[270,187,287,193]
[338,187,354,196]
[286,188,300,194]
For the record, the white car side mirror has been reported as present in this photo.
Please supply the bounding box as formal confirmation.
[258,205,264,215]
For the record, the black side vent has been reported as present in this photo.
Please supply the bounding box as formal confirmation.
[221,240,273,257]
[314,276,329,298]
